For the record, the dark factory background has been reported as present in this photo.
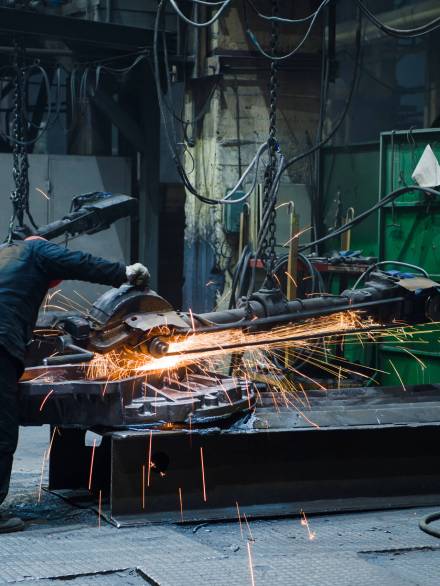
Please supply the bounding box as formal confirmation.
[2,2,440,583]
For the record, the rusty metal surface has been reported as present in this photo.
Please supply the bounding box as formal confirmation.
[19,366,256,426]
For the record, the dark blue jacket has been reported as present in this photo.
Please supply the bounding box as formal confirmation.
[0,240,126,364]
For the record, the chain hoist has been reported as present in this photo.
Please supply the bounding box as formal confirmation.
[260,0,280,286]
[7,40,37,243]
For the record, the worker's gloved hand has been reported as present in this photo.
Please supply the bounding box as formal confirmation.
[126,263,150,288]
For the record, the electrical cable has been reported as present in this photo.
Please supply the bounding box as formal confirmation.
[419,512,440,539]
[0,64,53,146]
[246,0,330,61]
[280,12,362,175]
[188,0,227,5]
[154,0,267,206]
[160,22,221,145]
[245,0,331,25]
[298,186,440,253]
[351,261,429,291]
[169,0,232,27]
[357,0,440,38]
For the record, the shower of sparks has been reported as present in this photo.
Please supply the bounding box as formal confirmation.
[300,509,316,541]
[200,447,207,502]
[87,311,384,380]
[39,389,54,412]
[179,487,184,522]
[68,312,439,429]
[88,439,97,491]
[42,289,88,316]
[247,541,256,586]
[73,289,93,307]
[236,501,244,539]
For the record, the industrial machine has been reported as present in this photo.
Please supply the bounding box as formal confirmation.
[19,270,440,425]
[15,185,440,526]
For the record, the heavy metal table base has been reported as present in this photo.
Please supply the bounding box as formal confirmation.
[48,384,440,526]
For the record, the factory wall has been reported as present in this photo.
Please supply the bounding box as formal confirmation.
[182,1,322,312]
[0,154,131,302]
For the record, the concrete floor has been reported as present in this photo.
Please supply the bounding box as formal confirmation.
[1,426,440,585]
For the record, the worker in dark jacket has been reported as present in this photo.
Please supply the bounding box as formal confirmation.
[0,237,150,533]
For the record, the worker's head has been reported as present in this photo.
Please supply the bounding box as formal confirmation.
[25,236,63,289]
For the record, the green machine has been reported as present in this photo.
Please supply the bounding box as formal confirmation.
[321,140,380,259]
[321,129,440,386]
[378,128,440,386]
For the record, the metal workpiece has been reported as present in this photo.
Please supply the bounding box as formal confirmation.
[31,271,440,368]
[47,384,440,525]
[19,365,256,427]
[182,273,440,337]
[19,364,141,427]
[136,374,256,424]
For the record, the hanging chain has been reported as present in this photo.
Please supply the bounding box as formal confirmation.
[261,0,279,286]
[8,40,36,243]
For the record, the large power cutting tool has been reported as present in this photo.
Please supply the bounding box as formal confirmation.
[19,269,440,428]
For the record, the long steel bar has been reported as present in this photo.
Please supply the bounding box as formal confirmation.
[165,322,400,357]
[178,297,405,336]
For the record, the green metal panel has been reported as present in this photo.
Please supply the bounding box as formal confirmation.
[379,128,440,280]
[378,128,440,386]
[320,142,380,257]
[378,344,440,387]
[320,143,380,370]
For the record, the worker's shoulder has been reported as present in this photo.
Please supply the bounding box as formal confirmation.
[23,239,59,252]
[0,241,29,266]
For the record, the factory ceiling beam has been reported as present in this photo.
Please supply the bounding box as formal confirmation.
[0,7,155,51]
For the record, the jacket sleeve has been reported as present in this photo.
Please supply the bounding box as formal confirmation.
[33,241,127,287]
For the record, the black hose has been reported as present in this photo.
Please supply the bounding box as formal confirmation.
[299,186,440,253]
[419,512,440,539]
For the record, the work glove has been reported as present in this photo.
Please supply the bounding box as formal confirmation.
[126,263,150,288]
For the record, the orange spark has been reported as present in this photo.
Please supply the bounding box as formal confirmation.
[189,308,196,331]
[37,449,47,503]
[247,541,256,586]
[243,512,255,542]
[98,490,102,529]
[388,359,407,391]
[236,501,244,539]
[285,271,297,288]
[200,446,207,502]
[88,439,97,491]
[39,389,54,412]
[46,426,58,461]
[36,187,50,200]
[147,431,153,487]
[283,225,312,246]
[300,509,316,541]
[179,487,184,522]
